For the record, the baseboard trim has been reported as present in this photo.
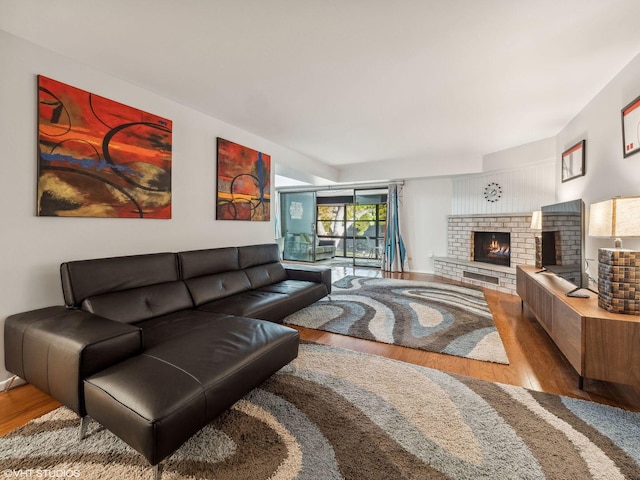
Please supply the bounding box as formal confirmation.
[0,375,26,392]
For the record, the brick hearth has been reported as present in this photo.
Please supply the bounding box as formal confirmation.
[434,213,536,294]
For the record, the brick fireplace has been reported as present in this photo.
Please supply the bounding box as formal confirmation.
[434,213,536,294]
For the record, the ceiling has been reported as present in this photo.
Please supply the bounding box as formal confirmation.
[3,0,640,180]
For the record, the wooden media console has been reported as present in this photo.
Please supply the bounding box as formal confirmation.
[516,265,640,389]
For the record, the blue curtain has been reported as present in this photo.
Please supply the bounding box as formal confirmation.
[382,184,407,272]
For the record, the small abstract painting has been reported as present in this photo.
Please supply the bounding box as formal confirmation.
[622,94,640,158]
[37,75,172,218]
[216,138,271,221]
[561,139,585,183]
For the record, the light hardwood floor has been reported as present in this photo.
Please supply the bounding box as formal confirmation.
[2,267,639,437]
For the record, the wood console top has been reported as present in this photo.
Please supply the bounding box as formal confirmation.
[518,265,640,324]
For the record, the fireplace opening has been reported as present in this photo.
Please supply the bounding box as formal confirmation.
[473,232,511,267]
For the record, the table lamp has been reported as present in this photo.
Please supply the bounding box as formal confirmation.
[588,196,640,248]
[588,196,640,315]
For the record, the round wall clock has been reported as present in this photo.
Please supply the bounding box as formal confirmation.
[484,182,502,202]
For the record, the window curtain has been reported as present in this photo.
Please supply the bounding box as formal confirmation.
[382,183,407,272]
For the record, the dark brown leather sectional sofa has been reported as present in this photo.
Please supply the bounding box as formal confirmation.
[4,243,330,479]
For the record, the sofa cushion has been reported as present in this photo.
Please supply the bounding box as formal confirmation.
[244,262,288,289]
[135,310,234,348]
[61,253,179,308]
[81,281,194,324]
[178,247,239,279]
[238,243,280,269]
[197,290,290,322]
[259,279,324,298]
[143,316,299,391]
[184,270,252,306]
[258,280,329,319]
[178,247,254,306]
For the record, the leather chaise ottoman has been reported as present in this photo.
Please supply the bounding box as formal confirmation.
[83,316,299,474]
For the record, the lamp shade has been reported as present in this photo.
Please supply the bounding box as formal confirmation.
[530,210,542,231]
[588,196,640,239]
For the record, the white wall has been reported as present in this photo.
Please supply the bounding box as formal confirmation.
[0,31,334,383]
[451,160,556,215]
[482,137,555,171]
[400,177,453,273]
[338,153,483,183]
[556,51,640,280]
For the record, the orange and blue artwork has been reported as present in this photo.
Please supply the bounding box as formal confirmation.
[37,75,172,218]
[216,138,270,221]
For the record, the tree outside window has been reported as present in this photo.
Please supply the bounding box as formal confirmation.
[317,202,386,258]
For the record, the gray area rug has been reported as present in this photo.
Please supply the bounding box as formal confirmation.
[284,276,509,364]
[1,343,639,479]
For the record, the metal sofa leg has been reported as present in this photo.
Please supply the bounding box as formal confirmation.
[78,416,89,440]
[78,415,162,479]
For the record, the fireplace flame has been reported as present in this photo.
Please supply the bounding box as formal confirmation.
[473,231,511,267]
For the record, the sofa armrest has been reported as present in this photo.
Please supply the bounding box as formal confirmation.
[4,306,142,416]
[284,264,332,294]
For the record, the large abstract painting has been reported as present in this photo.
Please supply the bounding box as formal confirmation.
[216,138,271,221]
[37,75,172,218]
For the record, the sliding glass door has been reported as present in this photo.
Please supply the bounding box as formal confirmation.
[352,188,387,267]
[280,191,317,262]
[278,187,387,266]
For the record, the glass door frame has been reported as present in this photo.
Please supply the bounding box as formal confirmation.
[280,191,317,262]
[352,188,387,268]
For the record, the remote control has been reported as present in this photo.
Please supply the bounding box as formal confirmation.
[566,292,590,298]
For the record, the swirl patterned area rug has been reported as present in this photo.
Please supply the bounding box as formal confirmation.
[284,276,509,364]
[2,343,639,479]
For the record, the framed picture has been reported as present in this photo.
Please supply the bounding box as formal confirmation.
[37,75,172,218]
[216,138,271,221]
[622,94,640,158]
[561,140,585,183]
